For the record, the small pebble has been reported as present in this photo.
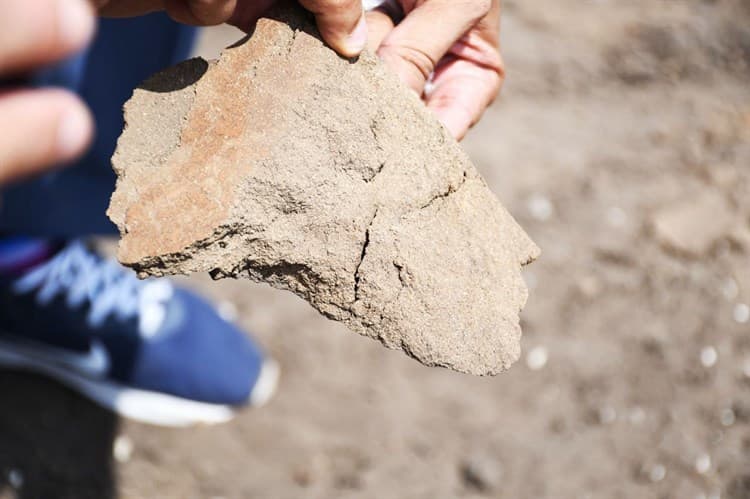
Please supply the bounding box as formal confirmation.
[113,435,134,463]
[217,300,239,323]
[733,303,750,324]
[7,468,23,489]
[599,406,617,425]
[721,408,736,427]
[694,453,711,474]
[527,194,554,222]
[629,407,646,425]
[700,346,718,368]
[649,464,666,482]
[606,206,627,228]
[460,455,503,492]
[742,358,750,378]
[526,346,548,371]
[721,278,739,301]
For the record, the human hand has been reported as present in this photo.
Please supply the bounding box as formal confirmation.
[366,0,504,140]
[98,0,502,140]
[0,0,95,185]
[99,0,368,58]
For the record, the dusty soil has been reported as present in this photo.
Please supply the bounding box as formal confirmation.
[2,0,749,498]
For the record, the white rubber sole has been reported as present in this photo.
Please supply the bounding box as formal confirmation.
[0,343,280,428]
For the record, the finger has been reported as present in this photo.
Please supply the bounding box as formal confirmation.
[298,0,367,57]
[377,0,493,93]
[425,58,502,140]
[0,0,95,75]
[0,89,93,185]
[227,0,276,31]
[164,0,237,25]
[365,8,394,51]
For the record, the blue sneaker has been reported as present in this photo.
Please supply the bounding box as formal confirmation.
[0,241,278,427]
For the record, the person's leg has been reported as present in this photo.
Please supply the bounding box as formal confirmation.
[0,14,278,426]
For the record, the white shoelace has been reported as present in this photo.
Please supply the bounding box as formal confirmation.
[13,241,172,337]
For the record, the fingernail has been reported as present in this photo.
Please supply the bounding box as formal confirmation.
[345,14,368,56]
[433,106,472,141]
[58,0,95,47]
[58,106,92,160]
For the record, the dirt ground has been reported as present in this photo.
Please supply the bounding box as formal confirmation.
[2,0,750,498]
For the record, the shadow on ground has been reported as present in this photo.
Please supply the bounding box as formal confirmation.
[0,371,117,499]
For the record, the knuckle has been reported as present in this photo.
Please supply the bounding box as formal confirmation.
[188,0,235,22]
[394,45,437,81]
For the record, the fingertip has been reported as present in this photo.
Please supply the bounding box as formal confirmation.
[346,14,369,56]
[365,9,394,51]
[324,12,368,57]
[0,89,94,184]
[190,0,237,25]
[0,0,95,75]
[431,105,473,141]
[58,0,96,51]
[57,97,94,162]
[164,0,236,26]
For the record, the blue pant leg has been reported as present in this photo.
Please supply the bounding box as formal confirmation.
[0,13,197,237]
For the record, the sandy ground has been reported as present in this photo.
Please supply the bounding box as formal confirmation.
[1,0,750,498]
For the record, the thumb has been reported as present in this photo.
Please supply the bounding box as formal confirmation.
[376,0,492,93]
[299,0,368,58]
[163,0,237,25]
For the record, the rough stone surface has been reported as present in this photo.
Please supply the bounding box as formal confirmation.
[107,7,539,376]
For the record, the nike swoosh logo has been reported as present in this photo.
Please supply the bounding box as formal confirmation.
[0,336,111,378]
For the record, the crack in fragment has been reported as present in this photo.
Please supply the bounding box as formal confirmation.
[393,261,411,287]
[286,28,300,56]
[131,222,244,278]
[353,208,378,303]
[364,110,388,183]
[363,161,386,183]
[419,170,468,210]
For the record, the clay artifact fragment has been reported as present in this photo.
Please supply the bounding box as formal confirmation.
[107,5,540,376]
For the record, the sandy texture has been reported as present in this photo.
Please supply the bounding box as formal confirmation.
[108,7,539,376]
